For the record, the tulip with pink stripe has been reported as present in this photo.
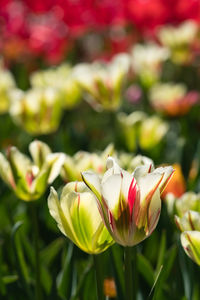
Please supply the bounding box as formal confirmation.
[82,157,173,246]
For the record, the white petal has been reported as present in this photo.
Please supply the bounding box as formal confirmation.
[29,140,51,167]
[133,164,153,181]
[47,153,65,184]
[137,172,163,206]
[101,174,122,218]
[154,166,174,193]
[81,171,102,200]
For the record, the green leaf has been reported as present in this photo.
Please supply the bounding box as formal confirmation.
[152,246,177,300]
[2,275,18,284]
[57,242,74,299]
[41,237,65,267]
[155,230,166,276]
[11,221,32,299]
[137,253,154,286]
[110,244,125,299]
[71,258,93,300]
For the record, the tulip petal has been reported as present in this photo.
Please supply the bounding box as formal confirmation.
[46,153,65,184]
[48,187,77,243]
[175,211,200,232]
[29,140,51,168]
[181,231,200,266]
[101,174,122,219]
[134,172,163,229]
[0,153,16,189]
[133,164,153,181]
[81,171,102,200]
[155,166,174,193]
[147,189,161,234]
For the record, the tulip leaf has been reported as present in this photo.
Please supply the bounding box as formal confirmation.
[110,244,125,299]
[2,275,18,284]
[152,246,177,300]
[0,268,6,295]
[178,243,193,300]
[155,230,166,276]
[57,242,74,299]
[40,237,65,267]
[11,221,32,299]
[40,266,52,294]
[137,253,154,286]
[71,258,93,300]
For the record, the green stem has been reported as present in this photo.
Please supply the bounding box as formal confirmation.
[93,255,104,300]
[31,202,42,300]
[124,247,134,300]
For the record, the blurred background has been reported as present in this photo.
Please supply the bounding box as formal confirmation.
[1,1,200,299]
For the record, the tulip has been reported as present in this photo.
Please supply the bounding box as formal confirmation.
[175,192,200,218]
[131,43,169,87]
[61,144,115,182]
[117,111,146,152]
[9,87,63,135]
[82,157,173,246]
[0,140,65,201]
[73,53,130,111]
[175,211,200,266]
[139,115,169,150]
[149,82,199,116]
[158,20,198,64]
[181,231,200,266]
[48,181,114,254]
[30,64,81,109]
[118,153,154,174]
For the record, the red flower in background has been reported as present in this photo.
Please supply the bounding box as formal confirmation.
[1,0,200,65]
[125,0,200,34]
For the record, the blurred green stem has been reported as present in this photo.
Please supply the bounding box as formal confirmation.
[93,255,104,300]
[124,247,134,300]
[30,202,42,300]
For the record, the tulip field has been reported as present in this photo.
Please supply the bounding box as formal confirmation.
[1,1,200,300]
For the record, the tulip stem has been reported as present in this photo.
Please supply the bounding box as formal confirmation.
[31,202,42,300]
[124,247,134,300]
[93,255,104,300]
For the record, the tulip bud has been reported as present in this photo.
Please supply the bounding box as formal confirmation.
[117,111,146,152]
[181,231,200,266]
[158,21,198,64]
[131,43,169,87]
[175,192,200,218]
[149,82,199,116]
[48,182,114,254]
[175,211,200,266]
[0,140,65,201]
[9,87,63,135]
[82,157,173,246]
[61,144,115,182]
[30,64,81,109]
[139,115,169,150]
[175,211,200,232]
[73,53,130,111]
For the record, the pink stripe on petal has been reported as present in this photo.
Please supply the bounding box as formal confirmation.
[128,178,137,215]
[108,211,114,232]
